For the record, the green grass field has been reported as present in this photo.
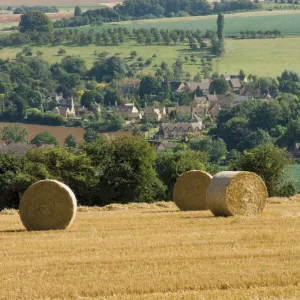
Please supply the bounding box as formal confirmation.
[0,41,210,77]
[93,10,300,36]
[213,37,300,76]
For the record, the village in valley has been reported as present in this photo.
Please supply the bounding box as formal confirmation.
[2,1,300,299]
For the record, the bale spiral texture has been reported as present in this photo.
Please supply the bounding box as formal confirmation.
[173,170,212,211]
[19,180,77,231]
[206,171,267,217]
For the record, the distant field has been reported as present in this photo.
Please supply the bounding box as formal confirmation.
[0,0,121,5]
[0,41,210,77]
[2,201,300,299]
[213,37,300,77]
[0,122,85,145]
[100,10,300,36]
[0,12,73,24]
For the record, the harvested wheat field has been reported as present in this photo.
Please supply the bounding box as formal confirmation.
[0,12,73,23]
[1,200,300,299]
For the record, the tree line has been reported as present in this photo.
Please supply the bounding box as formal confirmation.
[13,6,59,14]
[239,30,282,39]
[54,0,260,28]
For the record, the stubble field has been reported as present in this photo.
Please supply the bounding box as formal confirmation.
[1,201,300,299]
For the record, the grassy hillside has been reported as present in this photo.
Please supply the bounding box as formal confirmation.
[213,37,300,76]
[1,202,300,299]
[0,41,210,77]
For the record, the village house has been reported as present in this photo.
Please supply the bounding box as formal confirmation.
[185,80,211,94]
[117,78,141,97]
[239,85,262,98]
[192,96,207,108]
[143,106,166,121]
[153,141,179,152]
[161,120,203,139]
[229,78,242,90]
[176,106,192,118]
[51,96,76,118]
[111,103,141,121]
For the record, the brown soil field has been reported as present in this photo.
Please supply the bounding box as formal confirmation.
[1,201,300,299]
[0,122,85,145]
[0,11,73,23]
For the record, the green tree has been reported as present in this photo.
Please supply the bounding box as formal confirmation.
[23,147,96,206]
[229,144,289,196]
[0,125,28,145]
[19,11,53,33]
[64,134,77,148]
[89,56,129,82]
[189,137,227,163]
[138,75,160,98]
[60,56,87,75]
[30,131,58,146]
[238,129,273,151]
[210,78,229,94]
[84,128,99,144]
[98,136,165,204]
[74,6,82,17]
[217,13,225,41]
[109,115,124,131]
[0,153,25,210]
[156,149,210,199]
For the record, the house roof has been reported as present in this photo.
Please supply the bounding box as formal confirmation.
[162,122,202,131]
[230,79,242,89]
[206,94,218,102]
[221,73,231,80]
[112,105,134,112]
[231,96,249,106]
[161,81,184,92]
[240,85,262,97]
[193,97,207,104]
[176,106,192,113]
[185,80,211,92]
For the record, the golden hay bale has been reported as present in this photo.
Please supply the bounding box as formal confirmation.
[173,170,213,211]
[206,171,267,217]
[19,180,77,231]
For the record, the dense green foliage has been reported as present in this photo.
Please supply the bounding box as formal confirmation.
[13,6,58,14]
[229,144,290,196]
[54,0,260,28]
[30,132,58,146]
[19,11,54,33]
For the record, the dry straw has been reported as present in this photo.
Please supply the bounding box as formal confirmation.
[206,171,267,217]
[173,170,213,211]
[19,180,77,231]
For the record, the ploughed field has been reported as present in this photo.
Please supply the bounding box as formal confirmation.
[1,201,300,299]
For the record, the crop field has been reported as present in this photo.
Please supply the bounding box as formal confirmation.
[1,201,300,299]
[213,37,300,77]
[0,122,85,145]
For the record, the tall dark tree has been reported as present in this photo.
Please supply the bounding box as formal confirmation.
[74,6,82,17]
[217,13,225,41]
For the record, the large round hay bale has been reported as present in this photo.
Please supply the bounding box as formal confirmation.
[206,171,267,217]
[19,180,77,231]
[173,170,213,211]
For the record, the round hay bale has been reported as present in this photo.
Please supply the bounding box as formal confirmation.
[206,171,267,217]
[19,180,77,231]
[173,170,213,211]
